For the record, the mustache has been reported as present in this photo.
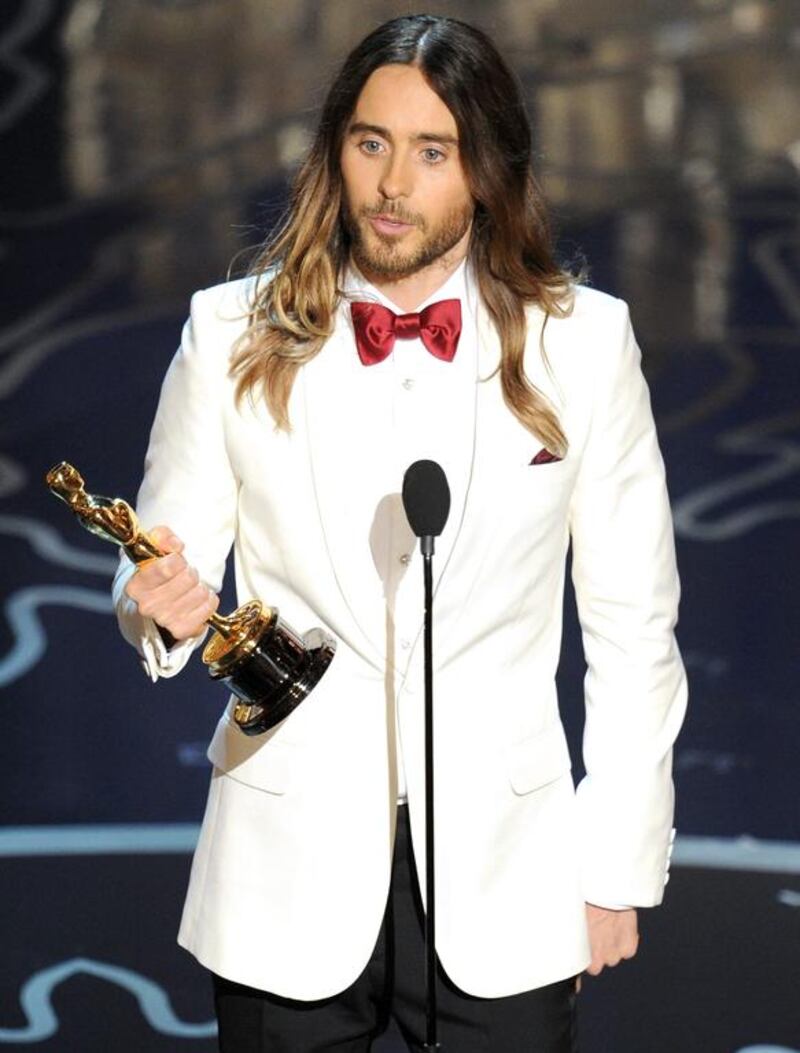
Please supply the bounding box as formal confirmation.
[359,202,425,227]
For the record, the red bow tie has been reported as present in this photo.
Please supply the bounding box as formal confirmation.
[350,299,462,366]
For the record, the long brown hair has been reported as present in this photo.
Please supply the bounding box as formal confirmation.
[233,15,575,455]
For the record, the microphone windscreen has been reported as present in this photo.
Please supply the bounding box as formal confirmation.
[402,460,451,538]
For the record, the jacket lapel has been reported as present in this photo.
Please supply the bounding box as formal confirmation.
[301,312,390,665]
[422,301,502,657]
[430,299,566,658]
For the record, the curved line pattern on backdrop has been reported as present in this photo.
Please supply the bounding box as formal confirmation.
[0,515,119,574]
[0,0,54,134]
[0,585,114,687]
[0,958,216,1042]
[736,1047,799,1053]
[671,432,800,541]
[0,514,118,687]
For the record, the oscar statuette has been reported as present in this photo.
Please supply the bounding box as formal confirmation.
[45,462,336,735]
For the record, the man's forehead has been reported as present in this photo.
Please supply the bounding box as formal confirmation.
[349,64,459,139]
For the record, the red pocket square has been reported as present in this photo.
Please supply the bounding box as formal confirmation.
[530,448,563,465]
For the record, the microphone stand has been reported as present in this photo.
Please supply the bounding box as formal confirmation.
[402,458,449,1051]
[421,532,441,1052]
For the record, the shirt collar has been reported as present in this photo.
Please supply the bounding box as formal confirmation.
[343,256,476,318]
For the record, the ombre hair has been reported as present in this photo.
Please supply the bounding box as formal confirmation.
[232,14,577,455]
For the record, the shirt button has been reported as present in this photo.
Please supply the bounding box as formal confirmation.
[399,553,411,565]
[401,378,415,390]
[400,639,411,650]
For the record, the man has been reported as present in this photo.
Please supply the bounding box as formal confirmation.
[114,14,687,1052]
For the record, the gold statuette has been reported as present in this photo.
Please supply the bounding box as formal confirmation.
[46,462,336,734]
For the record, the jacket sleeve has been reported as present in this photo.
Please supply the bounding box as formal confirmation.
[112,287,238,681]
[568,296,687,908]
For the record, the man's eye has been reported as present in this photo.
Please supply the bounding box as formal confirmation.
[360,140,382,154]
[422,148,445,163]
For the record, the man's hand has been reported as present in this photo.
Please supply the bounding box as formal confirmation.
[124,525,219,641]
[584,904,639,979]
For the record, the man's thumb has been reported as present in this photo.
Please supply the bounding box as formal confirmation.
[147,525,185,555]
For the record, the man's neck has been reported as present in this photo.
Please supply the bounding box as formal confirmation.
[356,238,470,312]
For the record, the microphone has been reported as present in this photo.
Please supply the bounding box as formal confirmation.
[402,459,450,556]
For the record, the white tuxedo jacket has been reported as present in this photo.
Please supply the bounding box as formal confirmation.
[113,276,687,1000]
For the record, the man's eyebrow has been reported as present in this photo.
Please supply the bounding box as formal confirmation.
[347,121,459,146]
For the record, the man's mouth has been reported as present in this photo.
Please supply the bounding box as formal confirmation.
[368,213,415,236]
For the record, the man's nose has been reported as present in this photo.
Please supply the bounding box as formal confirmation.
[377,151,412,199]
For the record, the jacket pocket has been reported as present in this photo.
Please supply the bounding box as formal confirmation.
[506,722,572,795]
[207,713,295,795]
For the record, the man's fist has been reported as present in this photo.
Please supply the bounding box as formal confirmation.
[124,526,219,641]
[584,904,639,978]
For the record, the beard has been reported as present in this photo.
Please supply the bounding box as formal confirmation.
[343,198,473,280]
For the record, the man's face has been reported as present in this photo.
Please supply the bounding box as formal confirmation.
[340,64,474,281]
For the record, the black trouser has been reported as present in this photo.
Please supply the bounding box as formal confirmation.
[213,804,578,1052]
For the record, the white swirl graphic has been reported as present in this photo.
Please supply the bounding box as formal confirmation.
[0,515,118,574]
[0,0,53,134]
[0,585,113,687]
[737,1047,799,1053]
[0,957,215,1042]
[672,432,800,541]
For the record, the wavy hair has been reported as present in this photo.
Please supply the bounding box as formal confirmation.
[232,14,576,455]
